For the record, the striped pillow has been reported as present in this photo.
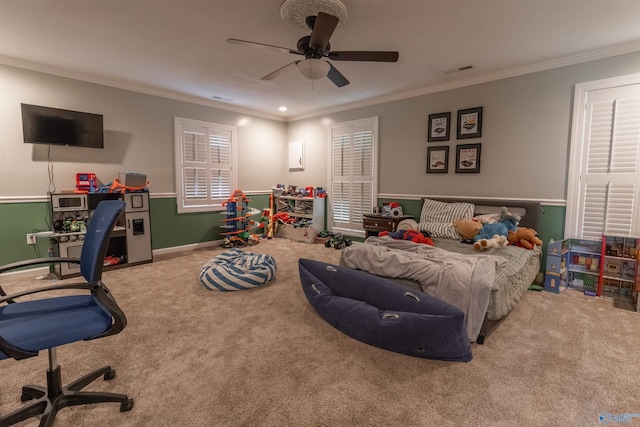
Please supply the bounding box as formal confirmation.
[418,199,475,239]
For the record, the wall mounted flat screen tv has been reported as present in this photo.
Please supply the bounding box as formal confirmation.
[21,103,104,148]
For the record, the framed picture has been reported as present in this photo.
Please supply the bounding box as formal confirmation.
[427,146,449,173]
[457,107,483,139]
[455,143,481,173]
[427,112,451,142]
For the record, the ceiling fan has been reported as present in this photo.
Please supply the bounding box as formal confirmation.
[227,11,399,87]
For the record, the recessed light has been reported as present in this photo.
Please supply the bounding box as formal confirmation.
[278,106,288,112]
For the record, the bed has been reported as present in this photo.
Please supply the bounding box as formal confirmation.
[340,198,542,344]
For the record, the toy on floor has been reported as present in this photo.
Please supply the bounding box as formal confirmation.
[379,230,433,246]
[324,233,353,249]
[220,189,261,247]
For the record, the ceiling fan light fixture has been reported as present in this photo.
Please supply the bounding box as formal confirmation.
[297,58,330,80]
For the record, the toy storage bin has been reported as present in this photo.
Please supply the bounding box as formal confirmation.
[276,224,318,244]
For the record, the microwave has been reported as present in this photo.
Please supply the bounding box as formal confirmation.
[51,193,87,212]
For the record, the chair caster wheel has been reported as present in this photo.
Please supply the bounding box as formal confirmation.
[104,368,116,381]
[20,393,33,402]
[476,335,485,345]
[120,398,134,412]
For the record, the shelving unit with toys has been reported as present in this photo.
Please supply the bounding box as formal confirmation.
[567,238,601,294]
[545,237,601,294]
[544,234,640,312]
[600,235,640,310]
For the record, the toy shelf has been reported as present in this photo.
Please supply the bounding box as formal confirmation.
[600,234,640,306]
[275,196,325,232]
[544,234,640,311]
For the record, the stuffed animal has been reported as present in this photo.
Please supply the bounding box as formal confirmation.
[379,229,434,246]
[453,218,483,242]
[473,234,508,251]
[473,208,520,243]
[508,227,543,250]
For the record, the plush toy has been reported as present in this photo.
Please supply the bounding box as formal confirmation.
[473,207,520,243]
[453,218,483,242]
[379,230,434,246]
[508,227,543,250]
[473,234,508,251]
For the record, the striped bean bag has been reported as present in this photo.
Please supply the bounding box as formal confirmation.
[199,248,277,291]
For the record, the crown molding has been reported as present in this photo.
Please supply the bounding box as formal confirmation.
[287,40,640,121]
[3,40,639,124]
[0,56,285,122]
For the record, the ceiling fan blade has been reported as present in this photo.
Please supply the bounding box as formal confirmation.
[327,63,349,87]
[309,12,339,51]
[328,51,399,62]
[227,38,301,55]
[261,61,300,81]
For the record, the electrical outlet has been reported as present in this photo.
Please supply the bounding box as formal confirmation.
[26,234,36,245]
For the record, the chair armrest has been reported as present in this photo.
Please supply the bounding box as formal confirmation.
[0,282,95,304]
[0,257,79,274]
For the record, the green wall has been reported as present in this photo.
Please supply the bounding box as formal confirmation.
[0,194,562,267]
[0,194,272,266]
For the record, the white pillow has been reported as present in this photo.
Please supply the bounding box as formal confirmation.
[473,213,500,224]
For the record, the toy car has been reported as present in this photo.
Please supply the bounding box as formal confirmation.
[324,233,353,249]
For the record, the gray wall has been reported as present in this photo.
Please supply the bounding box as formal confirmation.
[2,52,640,203]
[286,52,640,201]
[0,64,287,199]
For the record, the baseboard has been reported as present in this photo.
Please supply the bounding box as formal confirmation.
[1,240,226,280]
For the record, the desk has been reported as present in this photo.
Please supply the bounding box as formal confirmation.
[362,214,414,238]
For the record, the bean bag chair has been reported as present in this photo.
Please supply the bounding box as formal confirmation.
[298,259,472,362]
[199,248,277,291]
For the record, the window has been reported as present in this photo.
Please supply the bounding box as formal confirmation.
[329,117,378,234]
[174,117,237,213]
[566,75,640,239]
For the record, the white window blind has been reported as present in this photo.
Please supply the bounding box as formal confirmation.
[577,86,640,239]
[330,117,377,233]
[175,117,236,213]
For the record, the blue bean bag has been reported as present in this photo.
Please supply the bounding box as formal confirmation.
[298,259,472,362]
[199,249,277,291]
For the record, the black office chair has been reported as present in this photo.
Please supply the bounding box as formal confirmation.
[0,200,134,427]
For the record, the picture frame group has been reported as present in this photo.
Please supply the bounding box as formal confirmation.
[426,106,483,174]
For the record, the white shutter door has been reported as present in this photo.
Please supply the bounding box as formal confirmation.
[578,85,640,239]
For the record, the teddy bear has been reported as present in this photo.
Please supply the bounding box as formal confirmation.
[473,207,520,244]
[508,227,543,250]
[453,218,483,242]
[473,234,508,250]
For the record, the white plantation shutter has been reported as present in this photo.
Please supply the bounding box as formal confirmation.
[330,117,378,233]
[175,118,236,213]
[576,85,640,239]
